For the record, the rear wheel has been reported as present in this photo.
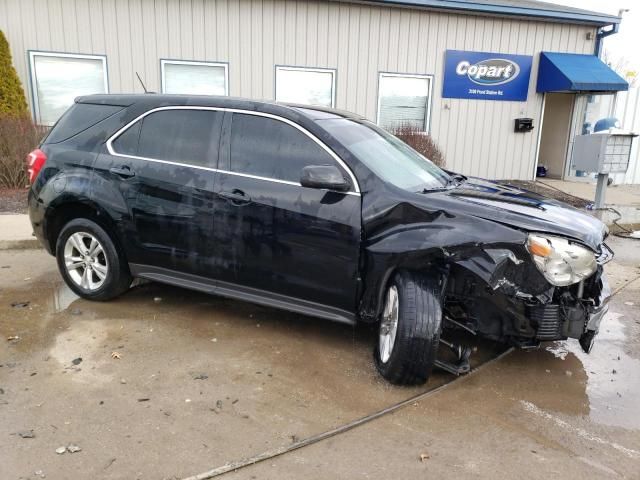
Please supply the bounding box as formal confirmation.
[56,218,131,301]
[374,270,442,385]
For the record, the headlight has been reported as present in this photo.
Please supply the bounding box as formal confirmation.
[527,234,597,286]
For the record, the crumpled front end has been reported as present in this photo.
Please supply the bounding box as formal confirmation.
[444,242,613,353]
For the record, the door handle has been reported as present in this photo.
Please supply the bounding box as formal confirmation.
[109,165,135,178]
[220,189,251,205]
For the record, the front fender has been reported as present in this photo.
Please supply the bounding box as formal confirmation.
[357,201,534,322]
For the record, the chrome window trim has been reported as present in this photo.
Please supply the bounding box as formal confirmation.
[105,105,361,195]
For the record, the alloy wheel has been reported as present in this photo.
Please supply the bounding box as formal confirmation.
[63,232,109,291]
[378,285,399,363]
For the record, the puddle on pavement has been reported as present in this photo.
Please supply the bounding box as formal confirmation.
[493,307,640,431]
[557,312,640,430]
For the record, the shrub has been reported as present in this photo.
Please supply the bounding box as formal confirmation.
[391,124,445,167]
[0,30,28,116]
[0,115,47,188]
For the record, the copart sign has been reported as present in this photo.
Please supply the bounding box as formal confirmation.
[443,50,533,101]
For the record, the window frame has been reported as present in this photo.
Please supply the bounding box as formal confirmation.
[28,50,109,126]
[160,59,229,96]
[106,106,360,195]
[227,111,347,185]
[376,72,434,133]
[274,66,337,108]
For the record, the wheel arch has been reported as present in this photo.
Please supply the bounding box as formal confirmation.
[45,198,128,262]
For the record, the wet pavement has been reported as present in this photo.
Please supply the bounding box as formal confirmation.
[1,236,639,480]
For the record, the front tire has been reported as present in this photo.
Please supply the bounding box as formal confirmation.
[374,271,442,385]
[56,218,132,301]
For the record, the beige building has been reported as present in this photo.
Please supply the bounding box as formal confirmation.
[0,0,628,180]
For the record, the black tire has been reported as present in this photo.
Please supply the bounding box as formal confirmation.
[374,270,442,385]
[55,218,132,301]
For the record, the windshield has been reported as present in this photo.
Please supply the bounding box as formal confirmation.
[319,118,450,191]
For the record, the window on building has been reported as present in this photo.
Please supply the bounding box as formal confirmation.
[377,73,433,132]
[161,60,228,96]
[115,109,223,168]
[275,67,335,108]
[28,52,108,126]
[229,113,339,183]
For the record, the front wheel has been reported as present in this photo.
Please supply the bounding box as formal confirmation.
[374,271,442,385]
[55,218,132,301]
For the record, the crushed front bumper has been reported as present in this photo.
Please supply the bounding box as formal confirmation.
[526,267,611,353]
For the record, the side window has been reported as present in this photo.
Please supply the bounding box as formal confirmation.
[113,109,223,168]
[229,113,341,184]
[112,120,141,156]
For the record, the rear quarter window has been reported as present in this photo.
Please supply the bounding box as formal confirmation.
[44,103,123,144]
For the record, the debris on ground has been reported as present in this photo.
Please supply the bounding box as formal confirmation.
[16,430,35,438]
[111,352,121,359]
[137,398,150,402]
[420,452,430,462]
[10,301,30,308]
[34,469,45,478]
[624,301,635,306]
[120,378,126,384]
[71,358,82,366]
[55,447,66,455]
[103,458,116,470]
[7,336,20,342]
[70,308,82,316]
[153,297,162,303]
[192,373,208,380]
[67,444,82,453]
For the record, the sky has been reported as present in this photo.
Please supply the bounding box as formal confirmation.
[549,0,640,77]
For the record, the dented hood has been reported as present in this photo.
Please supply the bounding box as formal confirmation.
[413,178,606,251]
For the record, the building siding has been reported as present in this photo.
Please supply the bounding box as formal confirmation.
[0,0,596,180]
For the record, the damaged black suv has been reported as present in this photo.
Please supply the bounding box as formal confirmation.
[28,94,612,385]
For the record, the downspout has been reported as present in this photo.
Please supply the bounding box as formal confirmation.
[595,23,619,57]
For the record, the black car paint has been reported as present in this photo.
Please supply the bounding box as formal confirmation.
[29,94,611,349]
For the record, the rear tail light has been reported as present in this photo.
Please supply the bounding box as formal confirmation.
[26,149,47,184]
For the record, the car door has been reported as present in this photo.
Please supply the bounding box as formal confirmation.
[97,107,223,277]
[211,111,361,318]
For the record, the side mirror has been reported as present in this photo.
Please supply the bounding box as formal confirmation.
[300,165,350,192]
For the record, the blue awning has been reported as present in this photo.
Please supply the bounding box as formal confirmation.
[536,52,628,93]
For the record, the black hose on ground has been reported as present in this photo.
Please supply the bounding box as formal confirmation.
[179,348,514,480]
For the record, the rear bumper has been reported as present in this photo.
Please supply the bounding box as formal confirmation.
[28,188,52,254]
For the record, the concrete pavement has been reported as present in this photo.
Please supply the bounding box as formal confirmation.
[539,179,640,207]
[1,236,639,480]
[0,214,39,250]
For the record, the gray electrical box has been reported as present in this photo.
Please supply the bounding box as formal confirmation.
[572,131,636,174]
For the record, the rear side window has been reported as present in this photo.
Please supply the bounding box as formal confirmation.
[111,121,141,156]
[112,109,223,168]
[229,113,337,183]
[45,103,122,144]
